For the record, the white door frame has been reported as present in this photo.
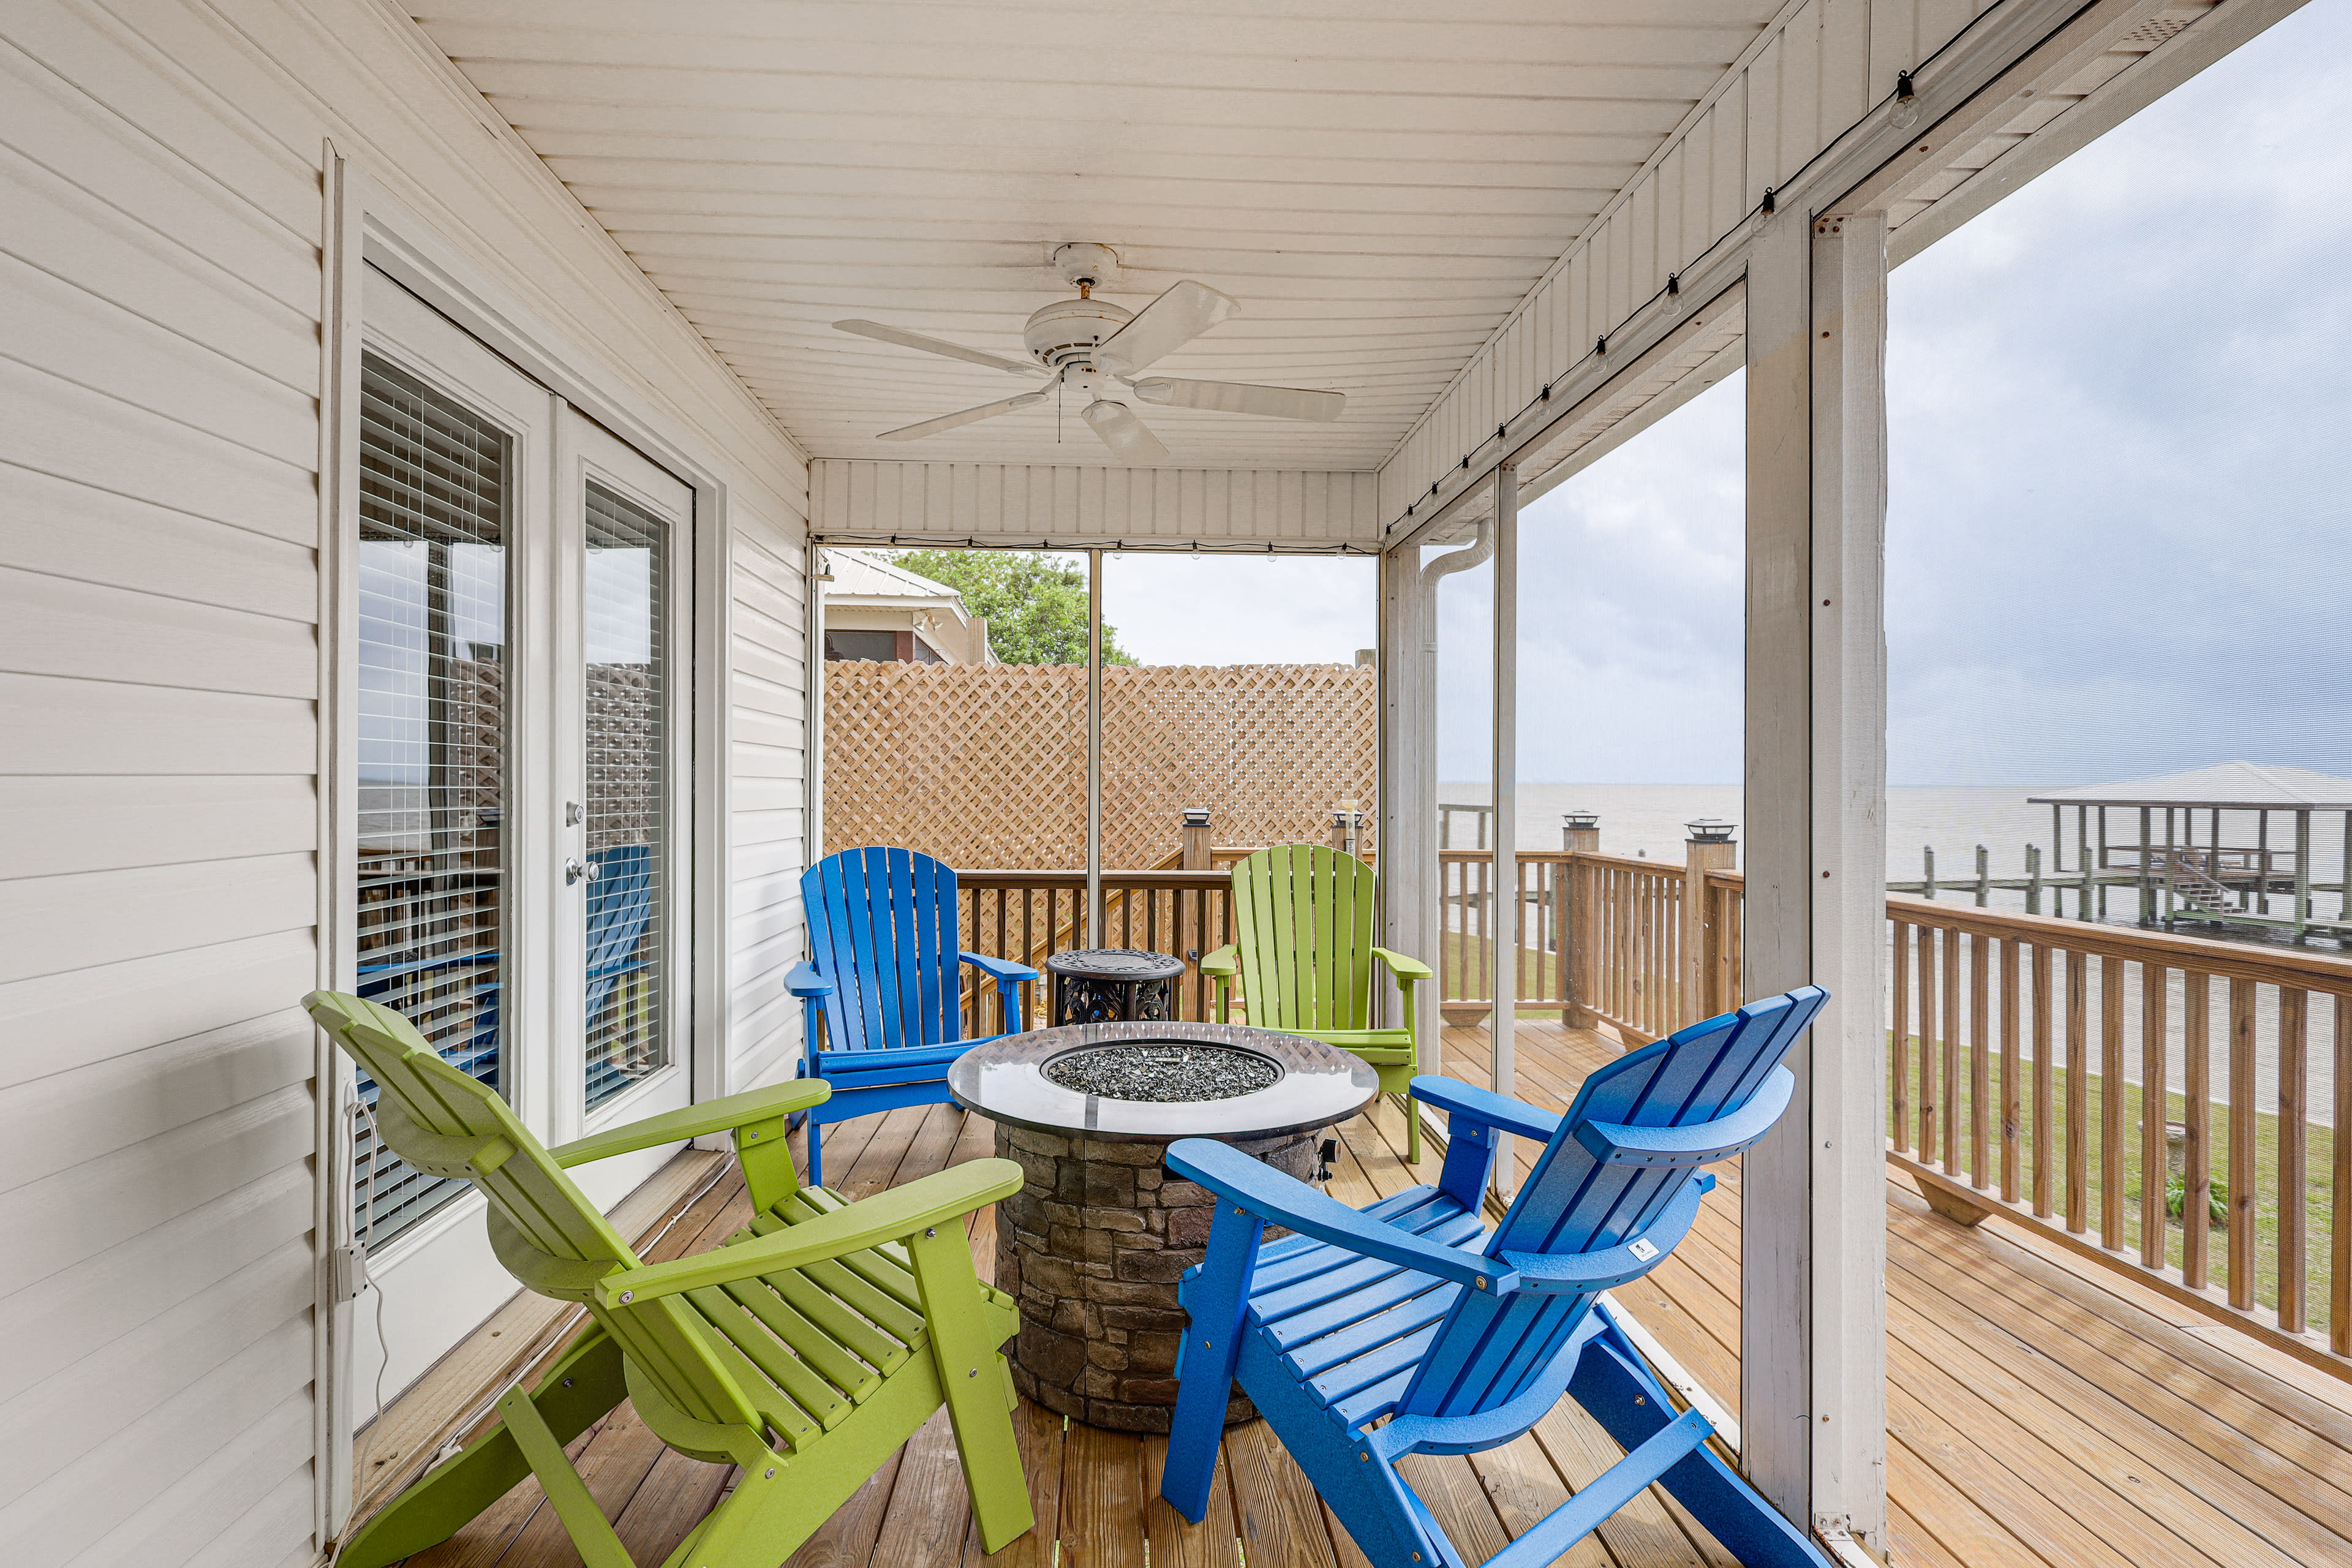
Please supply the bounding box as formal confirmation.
[315,154,741,1545]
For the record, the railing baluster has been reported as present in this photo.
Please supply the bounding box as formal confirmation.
[1942,925,1961,1175]
[2032,941,2054,1219]
[2280,987,2309,1333]
[2140,962,2169,1269]
[2067,951,2089,1235]
[1917,922,1939,1167]
[2229,976,2258,1310]
[2334,991,2350,1357]
[2183,971,2211,1289]
[2000,935,2021,1204]
[1971,930,1991,1190]
[1891,919,1912,1153]
[2101,955,2125,1251]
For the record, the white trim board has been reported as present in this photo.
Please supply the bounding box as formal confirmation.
[809,461,1381,552]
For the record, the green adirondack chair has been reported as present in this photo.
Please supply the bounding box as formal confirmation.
[1201,844,1432,1162]
[304,989,1033,1568]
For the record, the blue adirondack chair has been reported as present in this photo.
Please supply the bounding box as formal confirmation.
[1159,987,1834,1568]
[785,847,1036,1186]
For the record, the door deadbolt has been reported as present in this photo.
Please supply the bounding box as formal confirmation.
[565,801,582,827]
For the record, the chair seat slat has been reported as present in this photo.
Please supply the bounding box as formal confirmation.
[721,1278,884,1399]
[1250,1192,1471,1292]
[690,1287,856,1429]
[1275,1281,1462,1376]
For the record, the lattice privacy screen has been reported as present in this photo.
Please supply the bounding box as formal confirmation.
[353,353,509,1246]
[824,661,1377,867]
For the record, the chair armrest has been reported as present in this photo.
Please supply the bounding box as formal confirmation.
[550,1079,833,1169]
[1370,946,1433,982]
[1500,1174,1713,1293]
[1408,1076,1563,1144]
[960,951,1038,984]
[1198,945,1238,978]
[592,1159,1024,1305]
[785,960,832,1000]
[1166,1139,1518,1295]
[1577,1066,1793,1166]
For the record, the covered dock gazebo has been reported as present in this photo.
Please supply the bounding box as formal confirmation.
[2032,761,2352,938]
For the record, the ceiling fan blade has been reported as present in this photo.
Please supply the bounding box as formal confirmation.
[1080,400,1170,466]
[834,319,1044,376]
[1128,377,1344,423]
[878,389,1049,442]
[1094,281,1238,375]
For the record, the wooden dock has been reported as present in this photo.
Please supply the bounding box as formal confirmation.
[372,1021,2352,1568]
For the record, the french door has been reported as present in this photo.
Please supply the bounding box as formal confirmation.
[351,269,693,1404]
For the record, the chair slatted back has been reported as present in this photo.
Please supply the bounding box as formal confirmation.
[1229,845,1378,1033]
[305,990,761,1432]
[1397,987,1825,1419]
[802,848,963,1055]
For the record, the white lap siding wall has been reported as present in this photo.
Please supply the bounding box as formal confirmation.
[0,2,812,1563]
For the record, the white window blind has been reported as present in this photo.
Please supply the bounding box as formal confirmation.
[582,481,669,1109]
[353,353,510,1245]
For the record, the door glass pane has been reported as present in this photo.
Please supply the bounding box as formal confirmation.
[355,353,509,1245]
[584,481,669,1109]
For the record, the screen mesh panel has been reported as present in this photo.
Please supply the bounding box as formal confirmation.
[353,353,509,1245]
[583,481,669,1109]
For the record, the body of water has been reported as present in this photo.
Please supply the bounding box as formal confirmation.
[1438,780,2345,1125]
[1439,781,2352,915]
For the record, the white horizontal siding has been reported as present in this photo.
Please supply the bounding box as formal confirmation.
[727,521,810,1091]
[0,1,810,1565]
[810,461,1382,551]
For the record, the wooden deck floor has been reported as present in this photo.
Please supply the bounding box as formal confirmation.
[377,1022,2352,1568]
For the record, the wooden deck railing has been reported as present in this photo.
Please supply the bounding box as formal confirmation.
[957,868,1237,1033]
[1438,846,2352,1379]
[1438,848,1705,1042]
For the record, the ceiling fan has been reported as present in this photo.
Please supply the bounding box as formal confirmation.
[832,242,1344,464]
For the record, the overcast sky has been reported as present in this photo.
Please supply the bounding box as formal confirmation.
[1106,1,2352,788]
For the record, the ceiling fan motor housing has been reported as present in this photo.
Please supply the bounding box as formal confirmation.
[1023,296,1133,370]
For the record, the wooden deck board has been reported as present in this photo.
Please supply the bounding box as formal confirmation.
[377,1017,2352,1568]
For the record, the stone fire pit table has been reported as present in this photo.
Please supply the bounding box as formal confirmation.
[948,1020,1377,1431]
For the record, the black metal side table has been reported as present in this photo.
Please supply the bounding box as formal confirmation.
[1044,948,1186,1024]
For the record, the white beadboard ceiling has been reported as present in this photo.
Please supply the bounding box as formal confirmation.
[409,1,1790,472]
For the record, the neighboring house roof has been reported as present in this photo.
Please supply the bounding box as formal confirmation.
[826,548,967,606]
[822,548,989,663]
[2029,762,2352,811]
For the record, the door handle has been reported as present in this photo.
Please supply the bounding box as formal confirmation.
[567,857,600,886]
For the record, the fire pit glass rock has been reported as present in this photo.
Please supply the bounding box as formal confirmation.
[948,1021,1377,1432]
[1042,1042,1280,1102]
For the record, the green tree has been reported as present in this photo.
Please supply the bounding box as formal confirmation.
[886,549,1138,666]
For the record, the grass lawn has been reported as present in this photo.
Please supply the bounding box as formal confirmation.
[1890,1036,2337,1335]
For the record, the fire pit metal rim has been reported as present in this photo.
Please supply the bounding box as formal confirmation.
[946,1019,1376,1144]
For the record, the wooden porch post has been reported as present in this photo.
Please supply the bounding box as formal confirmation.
[1086,548,1103,946]
[1379,545,1439,1074]
[1743,206,1890,1551]
[1490,462,1520,1199]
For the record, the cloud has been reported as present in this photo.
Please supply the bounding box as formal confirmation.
[1110,3,2352,790]
[1100,552,1377,666]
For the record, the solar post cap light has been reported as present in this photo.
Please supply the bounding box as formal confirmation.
[832,241,1346,464]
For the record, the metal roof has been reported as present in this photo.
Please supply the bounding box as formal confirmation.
[2028,762,2352,812]
[823,547,969,605]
